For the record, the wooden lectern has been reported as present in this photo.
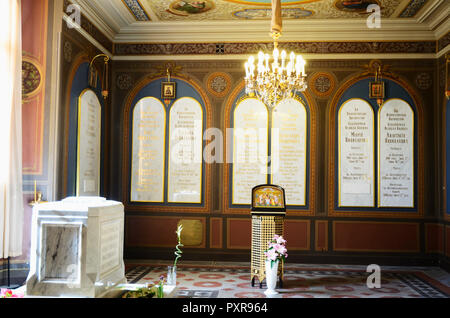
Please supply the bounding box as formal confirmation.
[250,184,286,288]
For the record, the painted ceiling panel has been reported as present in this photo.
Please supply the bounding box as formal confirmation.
[127,0,428,21]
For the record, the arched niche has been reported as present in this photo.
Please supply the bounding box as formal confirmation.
[328,74,424,218]
[63,57,105,198]
[223,81,317,216]
[122,76,212,213]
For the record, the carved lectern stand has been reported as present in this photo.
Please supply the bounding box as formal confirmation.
[250,185,286,288]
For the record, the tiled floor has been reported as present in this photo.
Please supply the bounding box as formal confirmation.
[124,260,450,298]
[125,259,450,286]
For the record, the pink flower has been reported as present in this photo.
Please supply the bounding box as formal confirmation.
[275,244,287,256]
[265,235,288,262]
[264,249,277,261]
[276,236,286,245]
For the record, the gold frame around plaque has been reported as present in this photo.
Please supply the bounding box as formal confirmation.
[130,96,166,203]
[377,98,415,209]
[167,96,204,204]
[337,98,375,208]
[76,88,101,197]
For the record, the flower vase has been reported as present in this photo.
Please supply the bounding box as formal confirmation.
[167,266,177,286]
[264,260,279,295]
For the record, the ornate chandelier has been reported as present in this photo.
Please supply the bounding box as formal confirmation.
[244,0,307,109]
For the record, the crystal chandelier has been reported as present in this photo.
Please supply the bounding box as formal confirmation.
[244,0,307,109]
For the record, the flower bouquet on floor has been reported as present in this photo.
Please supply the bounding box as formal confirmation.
[263,235,288,295]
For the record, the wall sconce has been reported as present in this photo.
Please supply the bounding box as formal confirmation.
[89,54,110,100]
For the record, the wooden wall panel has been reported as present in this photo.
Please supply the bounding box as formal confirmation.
[285,220,310,251]
[227,218,251,249]
[315,220,328,252]
[210,217,223,249]
[425,223,444,254]
[333,221,420,252]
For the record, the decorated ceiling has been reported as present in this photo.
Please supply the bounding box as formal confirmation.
[123,0,430,21]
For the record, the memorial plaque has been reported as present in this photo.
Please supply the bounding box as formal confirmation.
[77,89,101,196]
[271,98,307,206]
[338,99,375,207]
[232,98,269,205]
[130,97,166,202]
[378,99,414,207]
[168,97,203,203]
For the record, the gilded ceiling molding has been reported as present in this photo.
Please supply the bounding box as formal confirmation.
[113,41,437,56]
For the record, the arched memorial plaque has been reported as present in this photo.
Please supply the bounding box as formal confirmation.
[77,89,101,196]
[168,97,203,203]
[378,99,414,208]
[338,98,375,207]
[130,97,166,202]
[271,98,307,206]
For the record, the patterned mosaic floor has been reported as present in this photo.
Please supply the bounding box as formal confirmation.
[124,262,450,298]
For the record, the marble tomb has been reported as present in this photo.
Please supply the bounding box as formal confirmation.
[26,197,126,298]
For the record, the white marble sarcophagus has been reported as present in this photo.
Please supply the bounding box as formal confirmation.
[26,197,126,298]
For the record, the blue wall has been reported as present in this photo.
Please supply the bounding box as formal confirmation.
[67,62,105,196]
